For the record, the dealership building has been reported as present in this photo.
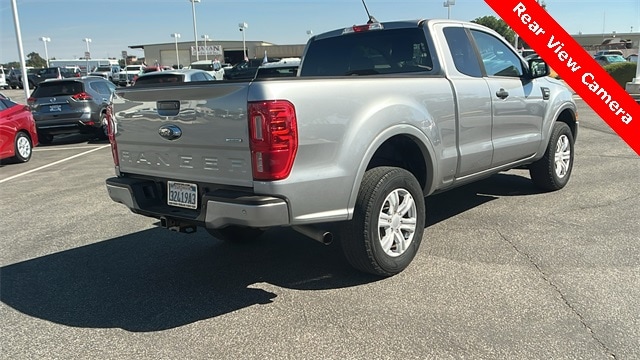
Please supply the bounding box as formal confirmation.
[129,40,306,67]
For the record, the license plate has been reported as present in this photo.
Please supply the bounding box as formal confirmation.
[167,181,198,209]
[49,105,62,112]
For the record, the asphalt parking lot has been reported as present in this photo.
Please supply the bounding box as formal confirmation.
[1,88,638,359]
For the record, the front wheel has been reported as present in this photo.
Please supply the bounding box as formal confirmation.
[340,167,425,276]
[529,122,574,191]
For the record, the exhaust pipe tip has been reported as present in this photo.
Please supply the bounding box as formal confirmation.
[292,225,333,245]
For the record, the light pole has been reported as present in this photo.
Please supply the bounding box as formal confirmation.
[201,34,209,60]
[171,33,181,68]
[83,38,91,75]
[40,37,51,67]
[239,22,248,61]
[443,0,455,19]
[189,0,201,61]
[306,30,313,39]
[83,37,91,55]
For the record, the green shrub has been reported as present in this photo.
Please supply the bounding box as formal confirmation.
[603,62,637,88]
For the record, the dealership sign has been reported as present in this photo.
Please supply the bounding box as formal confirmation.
[486,0,640,155]
[191,45,222,56]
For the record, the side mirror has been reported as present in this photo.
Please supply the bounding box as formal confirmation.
[528,58,550,78]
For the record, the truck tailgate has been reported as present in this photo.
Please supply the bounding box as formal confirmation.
[112,83,253,187]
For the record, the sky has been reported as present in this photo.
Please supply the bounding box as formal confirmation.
[1,0,639,64]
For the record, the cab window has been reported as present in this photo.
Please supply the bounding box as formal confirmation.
[470,30,523,77]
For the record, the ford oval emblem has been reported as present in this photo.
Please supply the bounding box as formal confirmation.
[158,124,182,140]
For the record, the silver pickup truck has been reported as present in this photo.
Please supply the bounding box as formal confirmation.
[105,19,577,276]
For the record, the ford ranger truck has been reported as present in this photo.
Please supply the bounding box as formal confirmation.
[105,19,578,276]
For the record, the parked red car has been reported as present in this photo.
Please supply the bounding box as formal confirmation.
[0,93,38,163]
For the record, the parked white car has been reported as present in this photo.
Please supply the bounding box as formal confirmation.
[188,60,225,80]
[118,65,145,86]
[0,67,8,89]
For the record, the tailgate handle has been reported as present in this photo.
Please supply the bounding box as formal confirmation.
[157,101,180,116]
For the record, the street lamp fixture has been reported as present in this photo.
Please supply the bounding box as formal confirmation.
[201,34,210,60]
[239,22,248,61]
[171,33,181,68]
[189,0,201,61]
[443,0,455,19]
[306,30,313,38]
[40,37,51,67]
[82,37,92,57]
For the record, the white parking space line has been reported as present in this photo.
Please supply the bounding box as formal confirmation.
[34,145,109,152]
[0,145,111,184]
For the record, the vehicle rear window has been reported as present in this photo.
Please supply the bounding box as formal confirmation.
[32,81,83,97]
[300,28,434,76]
[134,74,184,86]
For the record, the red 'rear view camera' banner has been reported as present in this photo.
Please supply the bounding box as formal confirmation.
[485,0,640,155]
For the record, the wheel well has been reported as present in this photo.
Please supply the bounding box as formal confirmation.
[557,108,577,138]
[366,135,429,190]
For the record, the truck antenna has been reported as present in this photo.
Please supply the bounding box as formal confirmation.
[361,0,378,24]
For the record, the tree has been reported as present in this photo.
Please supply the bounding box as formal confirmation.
[25,52,47,68]
[471,16,515,45]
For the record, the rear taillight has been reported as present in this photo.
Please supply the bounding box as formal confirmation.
[106,104,119,166]
[27,97,36,105]
[72,92,92,100]
[248,100,298,181]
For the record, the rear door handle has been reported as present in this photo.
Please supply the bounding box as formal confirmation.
[496,88,509,99]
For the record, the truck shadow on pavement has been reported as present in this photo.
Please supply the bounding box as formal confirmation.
[1,172,541,332]
[0,226,377,332]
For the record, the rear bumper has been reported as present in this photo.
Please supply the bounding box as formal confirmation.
[35,117,100,135]
[105,177,290,229]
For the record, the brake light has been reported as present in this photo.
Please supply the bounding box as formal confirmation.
[106,104,119,166]
[72,92,92,100]
[248,100,298,181]
[342,22,384,34]
[27,97,36,105]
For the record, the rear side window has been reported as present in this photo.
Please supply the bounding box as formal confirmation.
[32,81,83,97]
[300,28,434,76]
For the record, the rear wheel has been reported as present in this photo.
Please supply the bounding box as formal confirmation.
[529,122,574,191]
[340,167,425,276]
[206,226,265,243]
[13,132,33,163]
[97,112,108,140]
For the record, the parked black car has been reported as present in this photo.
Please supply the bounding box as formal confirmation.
[7,68,38,89]
[27,77,116,144]
[223,58,281,80]
[26,67,81,89]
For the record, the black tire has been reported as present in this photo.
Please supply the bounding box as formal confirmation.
[206,226,265,243]
[12,131,33,163]
[38,133,54,145]
[97,112,108,140]
[529,122,574,191]
[340,167,425,276]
